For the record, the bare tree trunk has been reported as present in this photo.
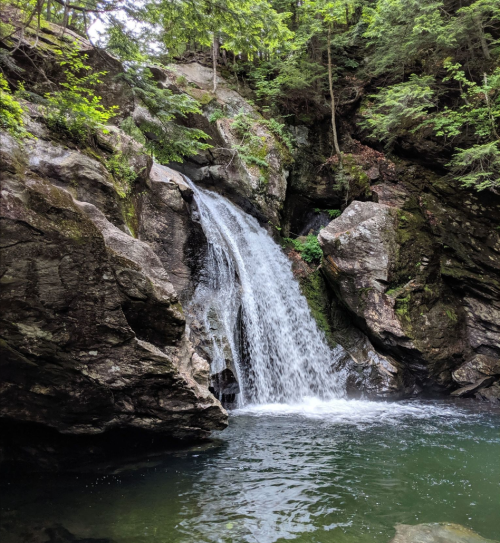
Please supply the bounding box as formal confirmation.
[212,33,220,93]
[46,0,52,21]
[62,0,70,33]
[474,16,491,60]
[327,27,342,162]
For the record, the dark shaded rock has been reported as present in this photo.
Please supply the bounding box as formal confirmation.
[452,354,500,386]
[210,368,240,404]
[451,377,496,398]
[475,380,500,403]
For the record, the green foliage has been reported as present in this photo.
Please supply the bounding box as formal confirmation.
[423,64,500,140]
[360,75,436,148]
[107,152,138,197]
[448,142,500,191]
[175,75,188,88]
[118,65,211,163]
[327,209,342,219]
[285,235,323,263]
[230,110,270,168]
[0,74,27,138]
[120,116,147,145]
[209,108,226,123]
[263,117,295,153]
[43,49,117,144]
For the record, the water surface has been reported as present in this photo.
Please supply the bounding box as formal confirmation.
[2,399,499,543]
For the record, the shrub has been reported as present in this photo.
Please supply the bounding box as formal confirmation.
[360,75,436,148]
[106,152,138,197]
[301,235,323,263]
[0,74,27,138]
[448,142,500,191]
[285,235,323,263]
[209,108,225,123]
[44,48,117,144]
[327,209,341,219]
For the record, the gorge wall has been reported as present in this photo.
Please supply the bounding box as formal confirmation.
[0,21,499,468]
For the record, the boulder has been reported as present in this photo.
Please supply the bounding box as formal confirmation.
[319,199,465,389]
[452,355,500,386]
[450,377,496,397]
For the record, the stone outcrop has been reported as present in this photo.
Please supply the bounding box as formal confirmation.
[318,172,500,395]
[154,63,290,225]
[0,129,227,467]
[137,163,207,303]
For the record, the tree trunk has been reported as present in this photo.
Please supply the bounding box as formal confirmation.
[474,16,491,60]
[62,0,70,33]
[327,27,342,162]
[46,0,52,21]
[212,33,220,93]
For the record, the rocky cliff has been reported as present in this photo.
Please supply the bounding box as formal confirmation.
[0,118,227,469]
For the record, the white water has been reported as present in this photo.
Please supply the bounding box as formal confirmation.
[234,397,471,425]
[187,180,345,405]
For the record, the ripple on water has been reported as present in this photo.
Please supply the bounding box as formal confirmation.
[1,401,499,543]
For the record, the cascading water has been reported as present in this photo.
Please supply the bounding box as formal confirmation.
[187,178,346,406]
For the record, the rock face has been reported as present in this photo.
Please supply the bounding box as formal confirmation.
[137,163,207,303]
[0,130,227,466]
[155,63,290,225]
[318,172,500,394]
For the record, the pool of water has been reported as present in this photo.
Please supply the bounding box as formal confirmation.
[2,399,499,543]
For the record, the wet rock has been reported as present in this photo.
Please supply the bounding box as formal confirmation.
[210,368,240,404]
[293,260,414,398]
[452,355,500,386]
[475,380,500,403]
[338,332,414,399]
[390,523,498,542]
[450,376,496,398]
[137,163,207,302]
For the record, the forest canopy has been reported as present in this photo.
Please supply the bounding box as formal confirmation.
[1,0,499,189]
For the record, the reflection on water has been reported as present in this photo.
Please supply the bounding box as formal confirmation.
[1,400,499,543]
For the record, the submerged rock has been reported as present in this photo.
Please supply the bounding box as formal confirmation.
[390,523,498,543]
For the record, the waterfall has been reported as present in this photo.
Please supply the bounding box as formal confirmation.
[186,179,345,405]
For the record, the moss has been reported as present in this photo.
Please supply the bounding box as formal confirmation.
[122,197,138,238]
[394,292,413,336]
[342,154,371,199]
[187,88,214,105]
[299,269,337,348]
[445,307,458,322]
